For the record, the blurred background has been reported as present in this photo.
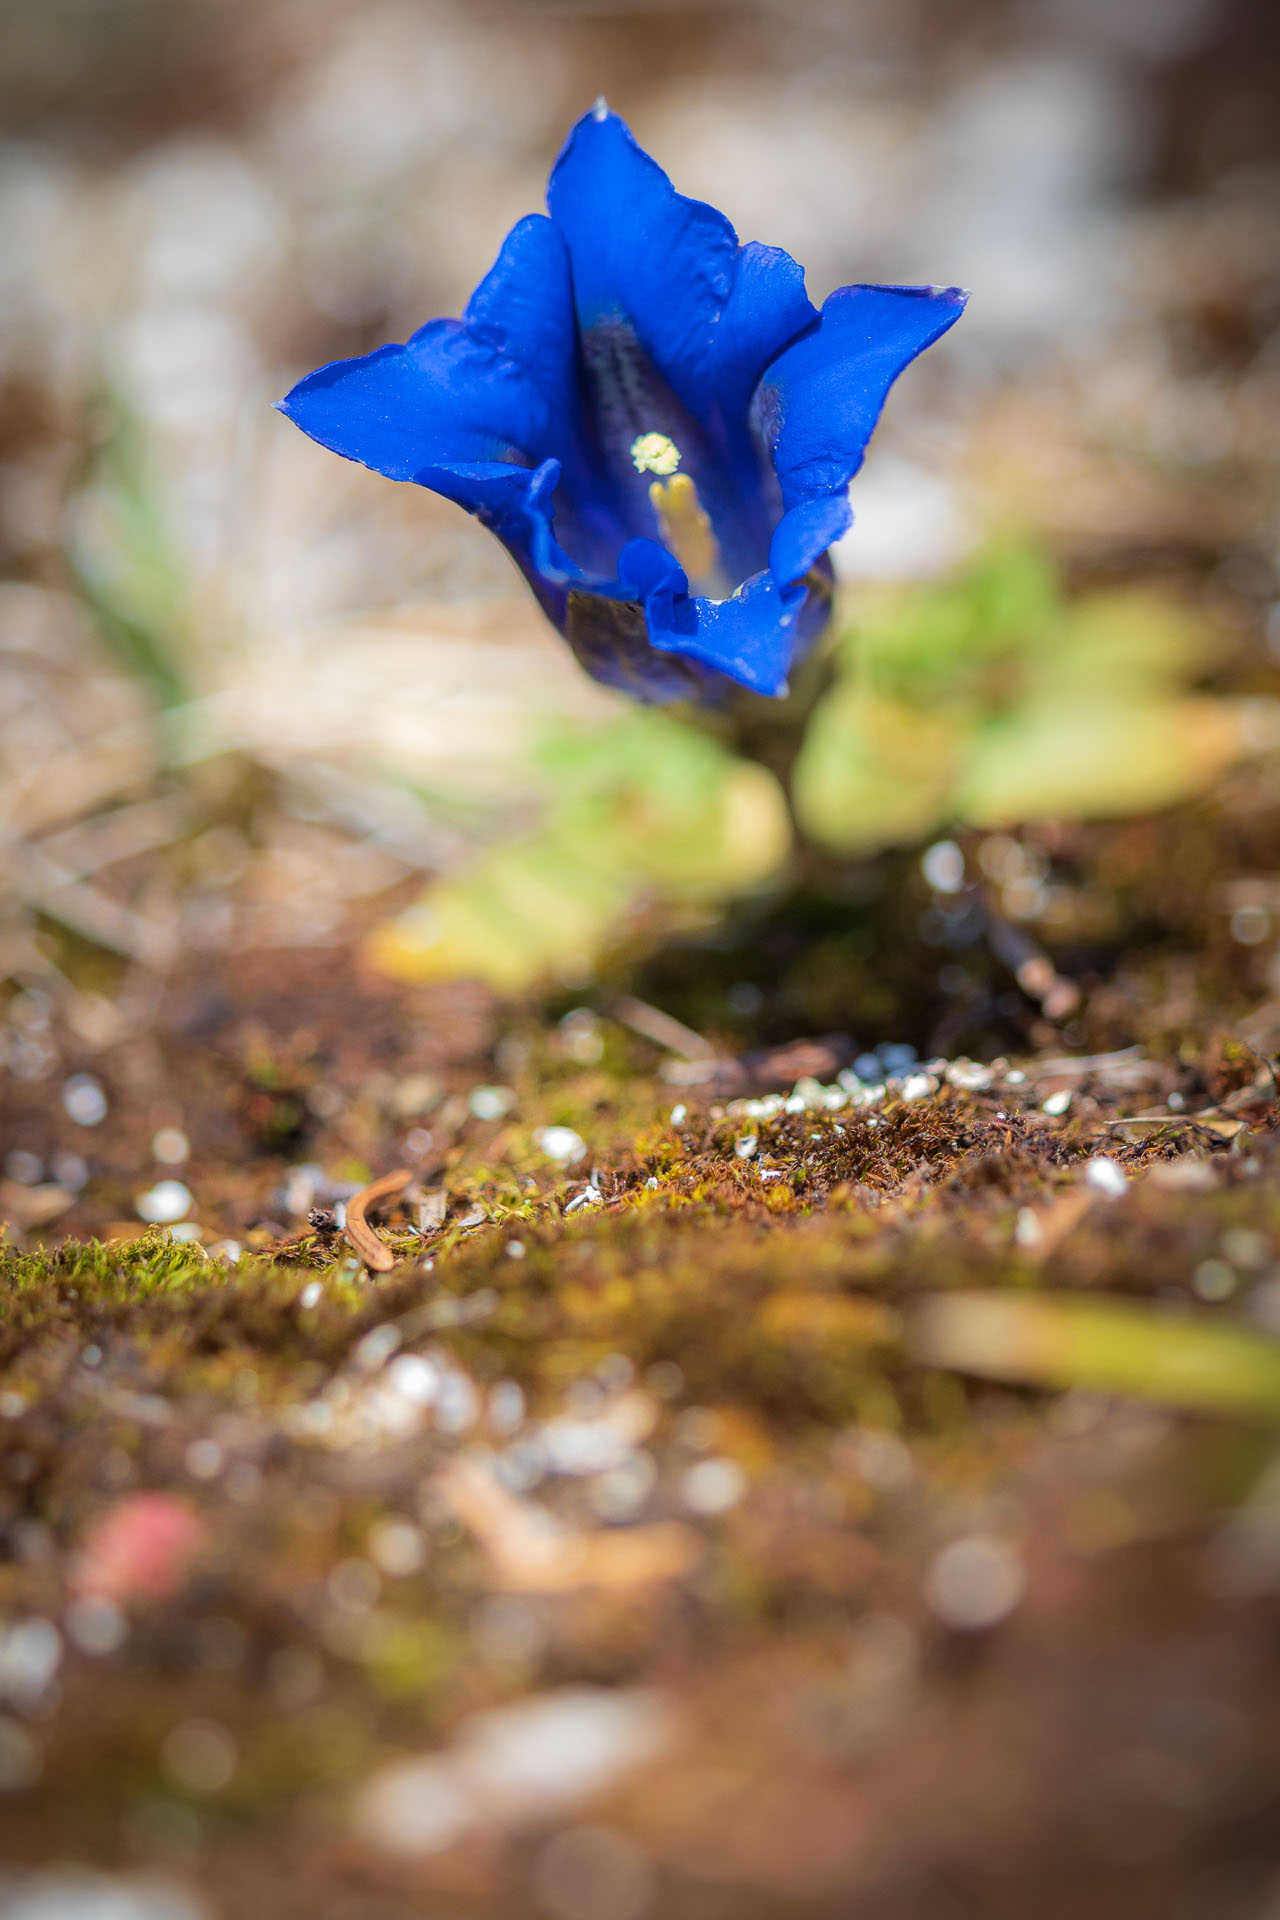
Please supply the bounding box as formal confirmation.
[3,0,1279,1002]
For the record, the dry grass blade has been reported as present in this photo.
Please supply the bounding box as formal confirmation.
[911,1290,1280,1424]
[609,995,717,1060]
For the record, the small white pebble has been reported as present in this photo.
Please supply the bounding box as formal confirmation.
[899,1073,937,1103]
[734,1134,758,1160]
[1222,1229,1268,1268]
[945,1060,995,1092]
[368,1518,427,1577]
[922,839,965,894]
[387,1354,441,1406]
[1192,1258,1236,1302]
[505,1239,526,1260]
[0,1617,61,1701]
[558,1007,604,1062]
[354,1324,401,1371]
[169,1222,202,1243]
[1231,904,1270,945]
[489,1380,525,1433]
[535,1125,588,1165]
[469,1085,515,1122]
[50,1151,87,1191]
[434,1372,479,1434]
[151,1128,190,1165]
[184,1439,223,1480]
[1005,1069,1026,1086]
[1084,1156,1128,1198]
[644,1176,660,1190]
[1014,1208,1044,1249]
[1041,1089,1072,1117]
[299,1281,323,1309]
[64,1596,126,1656]
[62,1073,107,1126]
[668,1104,687,1127]
[680,1456,746,1515]
[135,1180,192,1225]
[224,1463,262,1503]
[924,1535,1025,1631]
[590,1452,657,1522]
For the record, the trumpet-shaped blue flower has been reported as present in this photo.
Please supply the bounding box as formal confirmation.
[278,103,966,702]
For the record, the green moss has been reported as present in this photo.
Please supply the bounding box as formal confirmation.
[3,1030,1278,1870]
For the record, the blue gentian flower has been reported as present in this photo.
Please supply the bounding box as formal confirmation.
[278,102,966,702]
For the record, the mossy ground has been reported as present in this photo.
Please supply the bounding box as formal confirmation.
[4,789,1280,1917]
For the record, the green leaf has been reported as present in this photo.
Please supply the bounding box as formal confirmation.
[370,708,792,988]
[791,684,962,855]
[795,542,1255,853]
[956,696,1250,826]
[63,392,192,710]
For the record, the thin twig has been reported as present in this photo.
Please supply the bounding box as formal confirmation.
[979,883,1080,1023]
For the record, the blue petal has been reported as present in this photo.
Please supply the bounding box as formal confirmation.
[692,242,819,582]
[769,494,853,587]
[762,283,968,509]
[277,215,576,483]
[276,333,523,480]
[547,106,737,410]
[548,109,818,420]
[627,549,812,700]
[416,456,590,628]
[547,109,823,592]
[708,241,817,431]
[461,213,575,403]
[564,536,812,701]
[278,214,641,595]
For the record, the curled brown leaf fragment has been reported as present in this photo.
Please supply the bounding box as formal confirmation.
[344,1167,413,1272]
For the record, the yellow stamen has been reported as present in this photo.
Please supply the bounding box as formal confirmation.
[648,472,723,594]
[630,431,682,477]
